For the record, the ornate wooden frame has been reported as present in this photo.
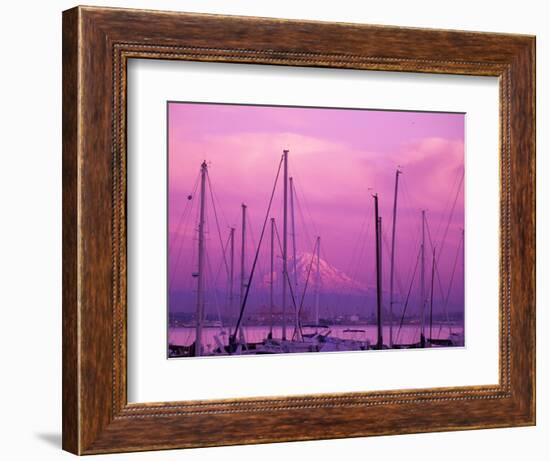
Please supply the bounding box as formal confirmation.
[62,5,536,455]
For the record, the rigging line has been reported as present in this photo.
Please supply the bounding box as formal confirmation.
[381,228,406,301]
[185,217,199,293]
[437,170,464,263]
[346,213,370,276]
[439,230,463,336]
[400,177,424,246]
[435,169,461,241]
[432,250,451,334]
[273,221,300,314]
[424,215,437,261]
[292,183,316,295]
[169,170,200,252]
[168,172,200,289]
[396,245,422,343]
[294,183,328,315]
[293,182,314,250]
[397,175,423,280]
[231,155,284,341]
[205,245,224,329]
[322,193,371,311]
[353,218,370,278]
[245,211,270,308]
[170,173,199,252]
[336,215,370,314]
[292,181,332,318]
[223,231,233,309]
[181,185,202,294]
[437,168,463,241]
[210,231,231,299]
[226,208,241,231]
[292,167,322,243]
[404,223,422,287]
[382,226,411,330]
[293,183,335,320]
[207,166,231,228]
[424,214,447,301]
[206,171,230,279]
[399,175,417,214]
[345,202,371,279]
[425,215,455,332]
[349,220,370,291]
[298,239,319,318]
[330,198,373,316]
[273,221,302,340]
[434,168,461,242]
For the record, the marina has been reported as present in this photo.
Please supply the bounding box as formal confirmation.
[168,103,465,358]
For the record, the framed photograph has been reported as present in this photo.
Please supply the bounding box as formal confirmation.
[62,6,535,455]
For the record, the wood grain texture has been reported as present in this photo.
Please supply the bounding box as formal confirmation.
[62,5,536,455]
[62,7,80,454]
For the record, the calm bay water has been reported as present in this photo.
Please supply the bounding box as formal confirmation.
[169,324,464,352]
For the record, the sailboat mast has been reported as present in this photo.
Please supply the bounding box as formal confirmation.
[282,150,289,341]
[373,194,383,349]
[290,177,298,289]
[240,204,247,306]
[270,217,275,337]
[378,217,384,346]
[289,176,300,340]
[195,160,208,357]
[239,203,247,344]
[389,169,401,348]
[458,228,465,336]
[429,245,436,345]
[379,216,383,334]
[420,210,426,347]
[315,236,321,326]
[229,227,235,335]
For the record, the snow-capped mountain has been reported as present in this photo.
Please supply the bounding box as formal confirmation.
[294,252,370,294]
[262,252,370,295]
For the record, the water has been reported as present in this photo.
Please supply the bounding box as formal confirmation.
[169,324,464,353]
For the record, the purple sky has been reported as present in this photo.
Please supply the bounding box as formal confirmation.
[168,102,465,317]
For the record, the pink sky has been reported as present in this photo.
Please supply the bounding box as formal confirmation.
[168,102,464,315]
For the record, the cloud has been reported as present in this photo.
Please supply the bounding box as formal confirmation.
[168,128,464,291]
[169,130,378,209]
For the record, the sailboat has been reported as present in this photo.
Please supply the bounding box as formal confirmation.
[260,149,372,353]
[169,151,464,357]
